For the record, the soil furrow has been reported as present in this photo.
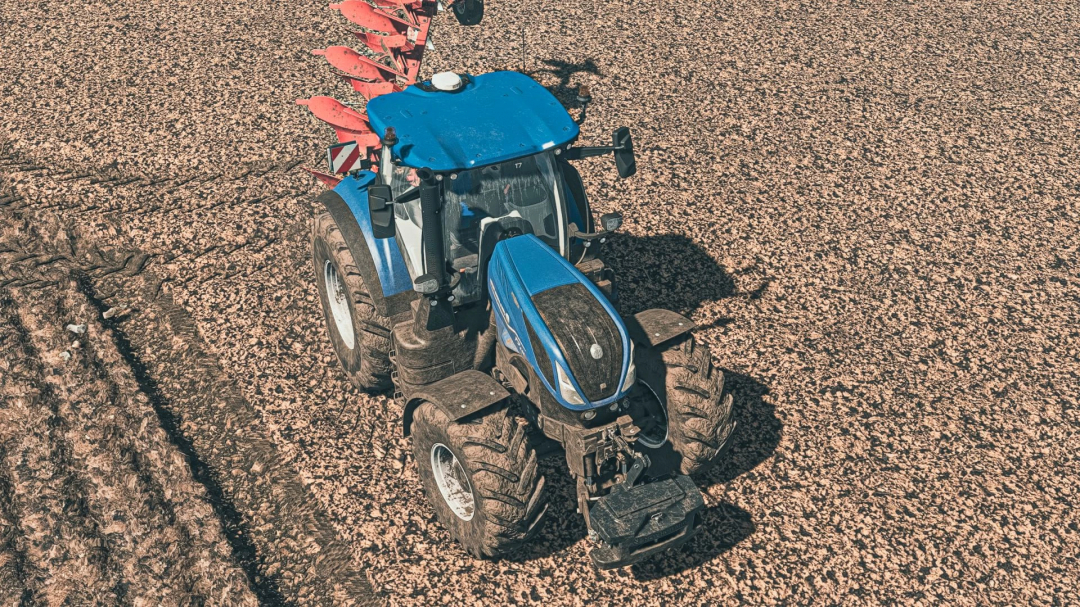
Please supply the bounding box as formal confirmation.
[81,271,379,606]
[0,302,33,604]
[58,282,259,605]
[12,282,258,606]
[0,188,379,605]
[0,443,32,605]
[0,292,126,605]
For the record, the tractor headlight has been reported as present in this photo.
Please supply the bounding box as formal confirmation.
[620,341,637,393]
[555,362,585,406]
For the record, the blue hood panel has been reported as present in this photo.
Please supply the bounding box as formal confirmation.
[366,71,580,171]
[495,234,580,297]
[487,234,631,410]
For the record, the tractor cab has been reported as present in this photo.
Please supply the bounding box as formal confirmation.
[363,71,635,305]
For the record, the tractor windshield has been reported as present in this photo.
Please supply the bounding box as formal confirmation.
[443,151,565,303]
[388,151,566,305]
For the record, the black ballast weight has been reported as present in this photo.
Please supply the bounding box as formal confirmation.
[587,474,705,568]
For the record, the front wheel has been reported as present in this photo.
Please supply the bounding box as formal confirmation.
[411,402,547,558]
[635,335,735,476]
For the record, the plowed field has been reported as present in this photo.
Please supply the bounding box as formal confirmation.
[1,0,1078,605]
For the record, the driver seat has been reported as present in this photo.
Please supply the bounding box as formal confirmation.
[477,213,533,296]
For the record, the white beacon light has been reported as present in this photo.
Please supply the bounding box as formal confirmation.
[431,72,463,92]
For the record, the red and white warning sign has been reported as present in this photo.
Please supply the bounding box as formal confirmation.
[326,141,365,174]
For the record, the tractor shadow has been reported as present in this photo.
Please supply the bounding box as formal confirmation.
[529,58,602,109]
[607,234,778,577]
[604,233,738,319]
[511,233,780,574]
[631,371,780,580]
[508,371,779,573]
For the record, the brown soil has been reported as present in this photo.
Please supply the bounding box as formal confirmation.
[0,254,257,604]
[2,0,1078,604]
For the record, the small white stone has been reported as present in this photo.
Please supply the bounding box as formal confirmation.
[66,323,87,335]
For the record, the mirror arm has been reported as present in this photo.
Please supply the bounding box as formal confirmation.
[396,186,420,203]
[564,145,620,160]
[568,222,617,242]
[574,85,592,125]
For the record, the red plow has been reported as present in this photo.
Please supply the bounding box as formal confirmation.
[297,0,482,186]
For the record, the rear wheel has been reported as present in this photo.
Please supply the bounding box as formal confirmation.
[411,402,547,558]
[312,208,392,391]
[636,335,735,476]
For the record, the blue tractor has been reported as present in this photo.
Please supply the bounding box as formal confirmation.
[311,70,736,567]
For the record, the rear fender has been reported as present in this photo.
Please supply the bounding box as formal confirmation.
[402,370,510,436]
[317,172,416,317]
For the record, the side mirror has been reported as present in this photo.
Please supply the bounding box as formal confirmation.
[613,127,636,178]
[368,184,395,240]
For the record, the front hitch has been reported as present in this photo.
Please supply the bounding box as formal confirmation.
[587,474,705,568]
[575,424,705,568]
[544,404,706,568]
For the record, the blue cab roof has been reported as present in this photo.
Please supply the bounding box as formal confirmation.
[366,71,579,171]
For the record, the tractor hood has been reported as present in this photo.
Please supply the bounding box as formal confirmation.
[366,71,580,172]
[487,234,632,410]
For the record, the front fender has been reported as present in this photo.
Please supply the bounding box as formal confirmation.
[623,309,696,348]
[402,370,510,436]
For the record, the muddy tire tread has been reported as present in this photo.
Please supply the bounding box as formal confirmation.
[412,403,547,558]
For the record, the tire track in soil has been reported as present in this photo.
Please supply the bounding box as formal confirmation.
[79,272,376,606]
[0,293,127,605]
[0,415,32,606]
[0,174,379,604]
[0,287,33,603]
[72,277,289,607]
[15,282,259,605]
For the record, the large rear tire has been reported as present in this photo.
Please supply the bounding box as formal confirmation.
[636,335,735,476]
[411,402,547,558]
[312,208,393,392]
